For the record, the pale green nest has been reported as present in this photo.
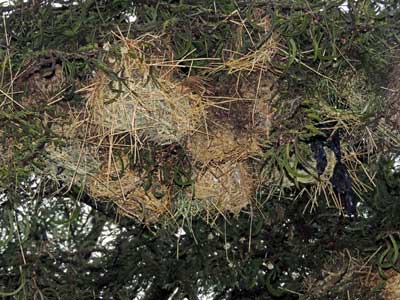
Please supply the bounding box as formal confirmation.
[338,71,382,116]
[264,144,337,189]
[87,41,206,145]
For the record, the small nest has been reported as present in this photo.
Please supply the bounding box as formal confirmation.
[303,251,384,300]
[15,52,75,110]
[337,71,380,115]
[212,30,279,75]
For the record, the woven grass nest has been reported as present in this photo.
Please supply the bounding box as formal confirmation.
[89,40,205,145]
[33,32,278,224]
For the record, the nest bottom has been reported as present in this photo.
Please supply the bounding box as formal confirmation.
[87,169,170,223]
[194,162,254,214]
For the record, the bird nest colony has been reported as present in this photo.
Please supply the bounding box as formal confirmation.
[13,31,276,224]
[5,4,397,226]
[9,28,396,225]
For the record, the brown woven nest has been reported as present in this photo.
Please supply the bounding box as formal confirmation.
[303,250,390,300]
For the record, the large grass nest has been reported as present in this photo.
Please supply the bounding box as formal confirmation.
[88,36,206,145]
